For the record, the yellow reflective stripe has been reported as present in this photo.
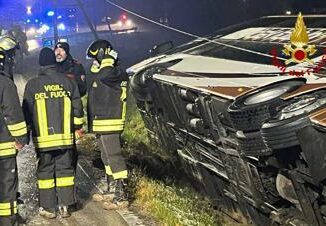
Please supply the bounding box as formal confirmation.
[106,166,128,179]
[0,207,17,216]
[0,142,15,150]
[120,86,127,123]
[34,134,74,149]
[7,121,27,131]
[121,86,127,121]
[93,119,125,126]
[36,99,48,137]
[93,118,125,132]
[89,49,99,56]
[36,134,73,142]
[100,58,114,69]
[93,125,124,132]
[91,65,100,73]
[10,127,27,137]
[0,202,16,210]
[105,165,113,176]
[0,208,17,216]
[0,142,16,157]
[120,86,127,101]
[74,117,84,125]
[63,97,71,135]
[0,38,17,52]
[112,170,128,180]
[56,176,74,187]
[0,149,17,157]
[91,59,115,73]
[122,100,127,121]
[38,179,55,189]
[35,140,74,149]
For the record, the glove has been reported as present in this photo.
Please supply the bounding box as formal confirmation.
[104,48,118,60]
[92,60,100,67]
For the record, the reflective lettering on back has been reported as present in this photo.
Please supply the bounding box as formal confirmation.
[34,84,70,100]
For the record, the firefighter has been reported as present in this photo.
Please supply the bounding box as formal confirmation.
[22,48,84,219]
[0,48,27,226]
[86,40,129,210]
[54,42,87,97]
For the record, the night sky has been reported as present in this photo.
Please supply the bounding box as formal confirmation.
[0,0,324,35]
[97,0,325,35]
[86,0,326,35]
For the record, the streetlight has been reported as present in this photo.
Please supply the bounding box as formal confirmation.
[47,9,58,43]
[47,11,55,17]
[27,6,32,15]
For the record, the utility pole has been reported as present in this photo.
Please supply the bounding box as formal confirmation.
[75,0,99,40]
[53,0,59,43]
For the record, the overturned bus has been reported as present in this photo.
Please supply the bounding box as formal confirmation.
[128,14,326,225]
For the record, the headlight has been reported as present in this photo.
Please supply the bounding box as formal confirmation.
[27,27,36,36]
[117,20,123,27]
[126,19,133,26]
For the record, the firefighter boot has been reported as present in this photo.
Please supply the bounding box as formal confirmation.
[103,179,129,210]
[93,176,116,202]
[58,206,71,218]
[39,207,57,219]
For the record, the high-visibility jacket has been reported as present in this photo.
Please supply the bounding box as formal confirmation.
[0,72,27,158]
[87,59,128,134]
[23,66,84,152]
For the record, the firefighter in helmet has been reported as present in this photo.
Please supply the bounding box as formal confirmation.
[0,48,27,225]
[86,40,129,210]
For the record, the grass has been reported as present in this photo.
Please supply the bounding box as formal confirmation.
[122,98,179,163]
[130,172,222,226]
[123,108,150,148]
[122,98,242,226]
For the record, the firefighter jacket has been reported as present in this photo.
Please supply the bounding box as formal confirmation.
[57,55,87,97]
[23,65,84,152]
[0,72,27,159]
[87,58,128,134]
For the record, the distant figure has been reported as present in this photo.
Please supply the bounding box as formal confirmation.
[0,48,12,80]
[23,48,84,219]
[8,25,29,74]
[0,35,19,80]
[86,40,129,210]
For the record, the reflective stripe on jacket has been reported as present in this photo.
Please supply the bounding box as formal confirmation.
[23,66,84,152]
[0,201,17,216]
[88,60,128,134]
[0,74,27,158]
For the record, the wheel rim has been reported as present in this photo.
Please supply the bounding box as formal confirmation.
[244,87,288,105]
[242,79,306,106]
[282,96,317,113]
